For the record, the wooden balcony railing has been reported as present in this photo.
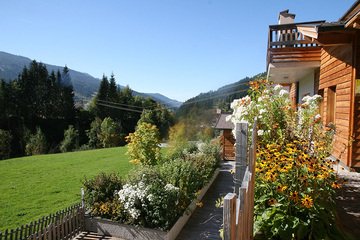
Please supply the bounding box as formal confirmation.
[267,21,325,67]
[268,21,325,48]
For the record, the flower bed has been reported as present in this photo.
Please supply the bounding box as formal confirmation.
[84,168,219,240]
[227,79,344,239]
[82,139,221,239]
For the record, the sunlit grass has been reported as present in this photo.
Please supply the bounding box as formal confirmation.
[0,147,133,231]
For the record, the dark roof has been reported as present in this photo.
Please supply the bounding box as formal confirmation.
[214,114,234,130]
[317,22,345,32]
[279,9,296,19]
[339,0,360,22]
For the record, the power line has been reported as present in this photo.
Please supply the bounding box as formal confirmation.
[96,102,144,113]
[96,81,250,112]
[181,88,249,106]
[97,99,153,110]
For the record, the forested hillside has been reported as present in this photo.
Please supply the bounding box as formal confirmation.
[0,51,182,108]
[0,61,174,159]
[177,72,266,119]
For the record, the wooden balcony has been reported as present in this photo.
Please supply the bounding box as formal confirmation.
[267,21,324,67]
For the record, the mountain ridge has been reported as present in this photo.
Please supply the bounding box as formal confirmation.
[0,51,182,108]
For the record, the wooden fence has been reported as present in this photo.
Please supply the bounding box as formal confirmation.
[0,203,84,240]
[223,121,257,240]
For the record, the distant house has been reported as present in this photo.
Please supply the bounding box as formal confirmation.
[214,113,235,160]
[266,1,360,168]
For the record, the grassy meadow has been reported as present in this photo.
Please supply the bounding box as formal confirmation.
[0,147,133,231]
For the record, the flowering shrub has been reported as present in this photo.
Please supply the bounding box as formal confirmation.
[83,172,124,221]
[83,140,220,231]
[126,122,161,166]
[228,80,342,239]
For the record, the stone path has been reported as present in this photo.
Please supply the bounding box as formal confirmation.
[335,167,360,240]
[176,161,234,240]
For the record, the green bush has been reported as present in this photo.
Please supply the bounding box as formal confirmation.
[119,167,181,230]
[86,118,102,149]
[99,117,121,148]
[83,172,124,221]
[60,125,78,152]
[83,132,221,230]
[126,122,161,166]
[25,127,47,155]
[159,159,202,209]
[0,129,12,160]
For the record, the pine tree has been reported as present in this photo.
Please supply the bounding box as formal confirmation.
[95,75,110,118]
[60,67,75,120]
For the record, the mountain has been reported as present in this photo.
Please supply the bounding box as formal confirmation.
[0,51,182,108]
[138,92,182,108]
[177,72,266,117]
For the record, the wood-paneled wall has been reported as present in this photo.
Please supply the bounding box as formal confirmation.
[319,45,354,166]
[352,32,360,167]
[222,130,235,160]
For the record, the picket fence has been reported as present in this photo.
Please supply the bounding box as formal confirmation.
[0,203,84,240]
[223,121,257,240]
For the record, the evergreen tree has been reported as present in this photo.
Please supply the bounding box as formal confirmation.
[0,129,12,159]
[87,118,102,149]
[60,67,75,120]
[96,75,110,118]
[108,73,118,102]
[138,105,174,140]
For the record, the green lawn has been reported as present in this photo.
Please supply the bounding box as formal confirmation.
[0,147,133,231]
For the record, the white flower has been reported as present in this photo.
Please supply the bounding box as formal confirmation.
[258,97,263,102]
[259,109,266,115]
[312,94,322,101]
[274,84,283,91]
[302,95,311,103]
[279,89,289,96]
[257,129,264,136]
[165,183,179,192]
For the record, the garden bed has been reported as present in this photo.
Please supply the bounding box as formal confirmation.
[84,168,219,240]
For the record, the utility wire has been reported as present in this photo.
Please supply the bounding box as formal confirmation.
[95,81,250,113]
[97,99,153,110]
[181,88,249,106]
[96,102,144,113]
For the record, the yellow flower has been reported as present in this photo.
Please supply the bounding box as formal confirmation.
[331,181,341,189]
[289,191,299,202]
[196,201,204,208]
[276,185,287,193]
[268,198,277,206]
[100,203,110,214]
[301,194,313,208]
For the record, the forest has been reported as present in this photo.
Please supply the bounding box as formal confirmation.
[0,60,174,159]
[0,59,264,160]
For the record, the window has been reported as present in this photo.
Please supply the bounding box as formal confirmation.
[326,86,336,124]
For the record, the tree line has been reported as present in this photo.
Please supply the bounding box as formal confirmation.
[0,61,174,159]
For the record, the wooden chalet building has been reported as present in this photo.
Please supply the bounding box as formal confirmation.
[267,1,360,168]
[214,113,235,161]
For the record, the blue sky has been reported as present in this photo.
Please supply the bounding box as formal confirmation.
[0,0,355,101]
